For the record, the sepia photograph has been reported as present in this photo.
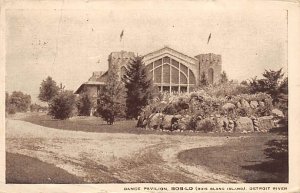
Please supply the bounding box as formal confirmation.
[1,0,298,191]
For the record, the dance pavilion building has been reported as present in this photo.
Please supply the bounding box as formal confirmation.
[75,46,222,114]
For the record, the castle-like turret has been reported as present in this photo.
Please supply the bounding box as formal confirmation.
[195,53,222,84]
[108,51,135,80]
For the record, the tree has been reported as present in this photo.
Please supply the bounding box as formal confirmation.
[219,71,228,84]
[48,90,76,119]
[38,76,59,103]
[7,91,31,112]
[76,92,93,116]
[279,77,288,95]
[5,92,16,114]
[122,56,154,119]
[249,68,285,104]
[97,64,126,124]
[199,72,208,87]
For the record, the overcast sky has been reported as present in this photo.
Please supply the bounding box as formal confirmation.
[5,1,287,104]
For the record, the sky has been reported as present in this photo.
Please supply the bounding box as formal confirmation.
[5,1,288,104]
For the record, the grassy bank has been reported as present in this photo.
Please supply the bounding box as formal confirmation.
[20,113,140,134]
[178,133,288,183]
[6,152,84,184]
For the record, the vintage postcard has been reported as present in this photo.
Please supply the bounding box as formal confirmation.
[0,0,300,192]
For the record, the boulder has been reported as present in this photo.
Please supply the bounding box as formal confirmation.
[235,117,254,132]
[250,116,259,131]
[258,116,274,131]
[272,109,284,118]
[259,101,265,107]
[236,102,242,108]
[148,113,163,129]
[222,103,236,111]
[253,119,260,131]
[177,115,190,131]
[216,117,229,132]
[161,115,174,130]
[241,99,250,108]
[228,120,235,132]
[250,101,259,109]
[174,114,183,119]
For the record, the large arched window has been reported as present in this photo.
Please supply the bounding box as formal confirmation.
[146,56,196,92]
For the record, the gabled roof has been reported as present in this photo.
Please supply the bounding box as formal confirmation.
[89,71,106,81]
[143,46,198,64]
[74,71,108,94]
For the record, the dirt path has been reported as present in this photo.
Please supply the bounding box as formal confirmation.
[6,119,242,183]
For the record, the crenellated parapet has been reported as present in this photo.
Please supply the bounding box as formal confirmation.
[195,53,222,85]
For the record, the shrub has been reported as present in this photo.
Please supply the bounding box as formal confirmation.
[196,118,216,132]
[76,93,93,116]
[187,115,198,131]
[7,105,16,114]
[163,104,178,115]
[163,98,189,115]
[48,91,76,120]
[248,69,285,102]
[256,105,271,117]
[6,91,31,112]
[202,83,250,98]
[236,107,253,117]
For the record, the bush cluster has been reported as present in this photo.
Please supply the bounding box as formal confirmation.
[201,82,250,98]
[6,91,31,114]
[48,91,76,120]
[143,90,273,121]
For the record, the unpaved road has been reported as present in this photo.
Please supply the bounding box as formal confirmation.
[6,119,242,183]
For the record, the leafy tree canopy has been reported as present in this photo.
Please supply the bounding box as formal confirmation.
[249,68,286,105]
[6,91,31,113]
[76,93,93,116]
[48,90,76,120]
[39,76,59,103]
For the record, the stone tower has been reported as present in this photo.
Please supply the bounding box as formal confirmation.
[195,53,222,85]
[108,51,135,80]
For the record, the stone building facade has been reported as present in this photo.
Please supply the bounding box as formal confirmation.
[75,46,222,114]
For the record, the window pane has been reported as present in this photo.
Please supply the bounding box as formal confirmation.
[163,64,170,83]
[154,66,162,83]
[171,67,179,84]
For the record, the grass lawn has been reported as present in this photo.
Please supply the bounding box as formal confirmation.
[20,113,144,134]
[178,132,288,183]
[19,113,266,137]
[6,152,84,184]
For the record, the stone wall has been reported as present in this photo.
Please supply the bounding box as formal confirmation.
[137,91,283,133]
